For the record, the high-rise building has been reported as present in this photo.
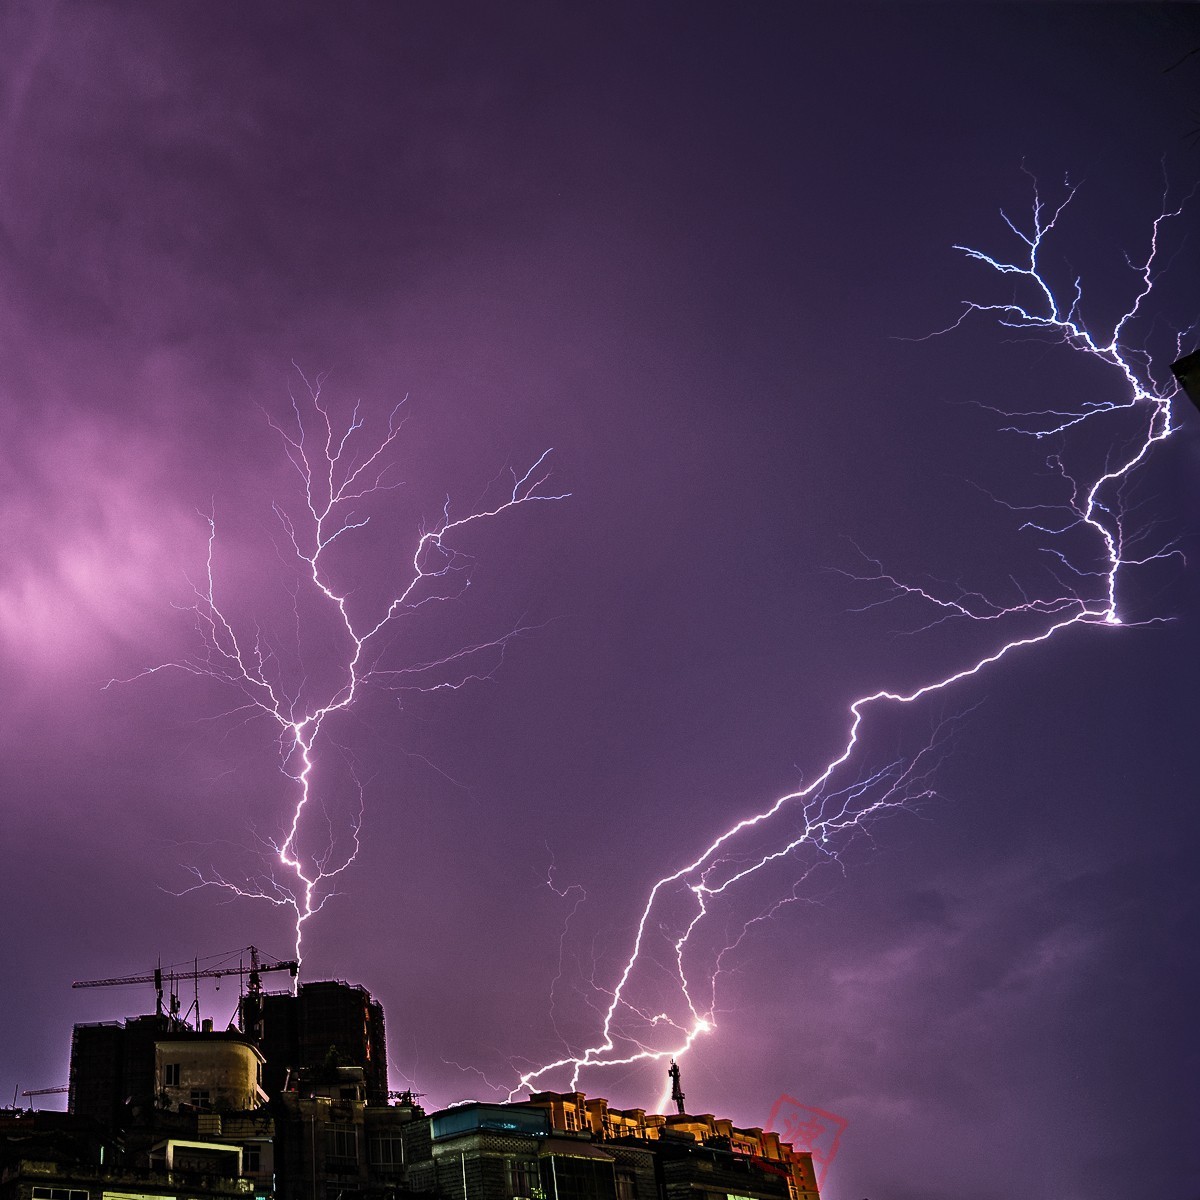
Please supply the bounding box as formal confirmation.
[69,1013,173,1129]
[251,980,389,1106]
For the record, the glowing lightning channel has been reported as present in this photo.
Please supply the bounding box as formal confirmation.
[110,370,568,966]
[510,178,1191,1108]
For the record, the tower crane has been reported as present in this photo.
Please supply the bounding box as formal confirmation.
[72,945,298,1030]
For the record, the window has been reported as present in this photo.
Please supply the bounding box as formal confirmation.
[507,1157,540,1199]
[326,1126,358,1164]
[164,1063,181,1086]
[244,1144,262,1174]
[370,1135,404,1168]
[546,1157,612,1200]
[32,1189,88,1200]
[190,1088,211,1109]
[616,1171,638,1200]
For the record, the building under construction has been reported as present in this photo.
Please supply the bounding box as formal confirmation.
[59,951,393,1200]
[249,979,388,1106]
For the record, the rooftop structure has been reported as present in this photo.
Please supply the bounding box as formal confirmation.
[52,973,819,1200]
[517,1092,820,1200]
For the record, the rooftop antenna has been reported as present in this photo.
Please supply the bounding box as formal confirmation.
[668,1058,685,1115]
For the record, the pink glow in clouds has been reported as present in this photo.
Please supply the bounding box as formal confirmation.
[0,412,197,679]
[105,376,568,963]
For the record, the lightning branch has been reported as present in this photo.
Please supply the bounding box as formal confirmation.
[512,177,1192,1109]
[109,371,568,967]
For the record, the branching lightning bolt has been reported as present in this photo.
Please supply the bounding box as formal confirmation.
[510,178,1192,1108]
[109,370,568,966]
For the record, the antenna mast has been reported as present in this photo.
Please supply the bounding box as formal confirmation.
[668,1058,686,1115]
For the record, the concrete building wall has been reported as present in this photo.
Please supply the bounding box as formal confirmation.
[603,1143,657,1200]
[68,1024,125,1130]
[0,1157,255,1200]
[155,1038,266,1113]
[428,1129,622,1200]
[272,1091,423,1200]
[519,1092,818,1200]
[255,983,388,1108]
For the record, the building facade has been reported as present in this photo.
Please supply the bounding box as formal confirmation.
[252,983,388,1108]
[0,1107,264,1200]
[56,983,818,1200]
[269,1066,419,1200]
[393,1097,819,1200]
[517,1094,819,1200]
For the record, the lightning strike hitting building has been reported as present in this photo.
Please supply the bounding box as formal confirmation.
[510,179,1194,1105]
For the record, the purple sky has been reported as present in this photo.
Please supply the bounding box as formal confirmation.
[2,5,1199,1198]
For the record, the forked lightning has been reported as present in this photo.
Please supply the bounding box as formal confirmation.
[510,178,1191,1107]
